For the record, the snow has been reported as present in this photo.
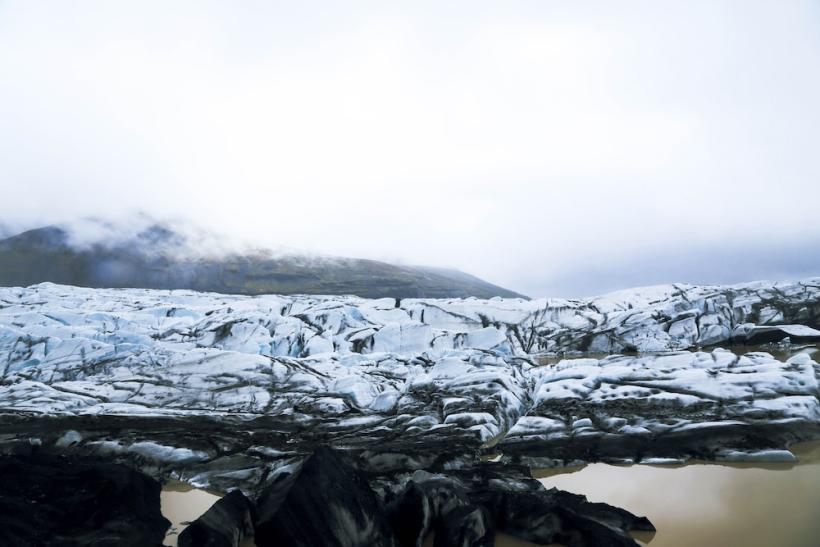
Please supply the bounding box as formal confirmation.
[91,440,211,463]
[717,449,798,463]
[55,430,82,447]
[775,325,820,337]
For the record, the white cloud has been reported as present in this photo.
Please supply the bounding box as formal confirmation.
[1,1,819,296]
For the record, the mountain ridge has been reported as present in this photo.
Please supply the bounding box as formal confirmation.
[0,224,527,299]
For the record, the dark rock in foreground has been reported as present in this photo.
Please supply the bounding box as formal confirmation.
[0,454,169,547]
[178,490,255,547]
[210,446,654,547]
[374,458,653,547]
[0,445,654,547]
[433,504,494,547]
[255,446,398,547]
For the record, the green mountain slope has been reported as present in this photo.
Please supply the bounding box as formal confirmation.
[0,225,526,299]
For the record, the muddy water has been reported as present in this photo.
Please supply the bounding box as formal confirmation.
[160,481,222,547]
[162,442,820,547]
[534,441,820,547]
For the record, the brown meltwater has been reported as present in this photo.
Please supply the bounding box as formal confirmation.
[160,480,222,546]
[161,481,256,547]
[534,441,820,547]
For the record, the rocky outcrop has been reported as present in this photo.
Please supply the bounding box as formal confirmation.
[372,459,654,547]
[0,446,654,547]
[254,446,398,547]
[178,490,255,547]
[0,453,169,546]
[180,446,654,547]
[433,504,493,547]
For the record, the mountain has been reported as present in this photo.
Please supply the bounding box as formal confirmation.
[0,224,526,299]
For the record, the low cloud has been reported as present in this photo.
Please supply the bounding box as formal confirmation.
[2,1,819,297]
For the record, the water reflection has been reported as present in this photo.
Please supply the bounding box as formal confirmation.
[161,442,820,547]
[536,441,820,547]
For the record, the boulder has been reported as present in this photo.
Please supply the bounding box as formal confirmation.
[386,482,433,547]
[0,454,169,547]
[178,490,256,547]
[254,446,397,547]
[433,504,493,547]
[444,462,653,547]
[376,462,653,547]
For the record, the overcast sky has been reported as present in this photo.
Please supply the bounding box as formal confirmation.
[2,1,820,297]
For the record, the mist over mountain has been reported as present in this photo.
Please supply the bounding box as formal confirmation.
[0,218,525,299]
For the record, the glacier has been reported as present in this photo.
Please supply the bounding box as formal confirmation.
[0,279,819,491]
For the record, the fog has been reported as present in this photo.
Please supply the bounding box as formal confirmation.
[2,1,819,297]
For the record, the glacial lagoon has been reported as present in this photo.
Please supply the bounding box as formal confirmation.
[162,442,820,547]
